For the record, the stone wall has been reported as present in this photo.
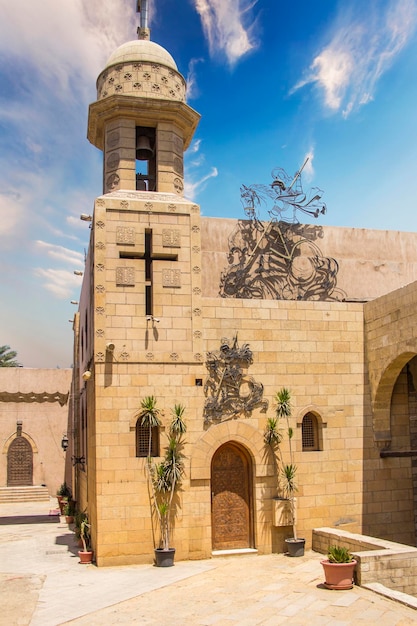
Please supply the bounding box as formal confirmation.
[0,368,72,496]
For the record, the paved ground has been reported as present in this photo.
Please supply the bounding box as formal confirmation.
[1,499,417,625]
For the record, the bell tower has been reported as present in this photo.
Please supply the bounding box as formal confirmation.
[87,1,200,195]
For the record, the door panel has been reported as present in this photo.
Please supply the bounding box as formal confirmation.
[211,443,252,550]
[7,437,33,486]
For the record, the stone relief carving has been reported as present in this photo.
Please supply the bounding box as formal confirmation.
[162,269,181,287]
[162,229,181,248]
[116,267,135,286]
[116,227,135,245]
[204,336,268,423]
[106,173,120,191]
[106,152,120,170]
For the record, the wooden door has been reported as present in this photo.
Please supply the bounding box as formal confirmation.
[7,437,33,486]
[211,442,253,550]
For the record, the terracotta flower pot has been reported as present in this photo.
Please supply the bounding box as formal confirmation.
[78,550,94,564]
[321,559,357,590]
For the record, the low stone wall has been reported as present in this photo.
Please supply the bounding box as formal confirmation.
[313,527,417,596]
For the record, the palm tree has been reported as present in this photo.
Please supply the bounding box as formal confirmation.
[0,345,20,367]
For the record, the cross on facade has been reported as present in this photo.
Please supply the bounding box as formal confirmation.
[119,228,178,315]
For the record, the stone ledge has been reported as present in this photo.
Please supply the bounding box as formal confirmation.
[363,582,417,610]
[313,527,417,596]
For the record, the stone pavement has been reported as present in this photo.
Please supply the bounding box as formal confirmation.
[1,499,417,626]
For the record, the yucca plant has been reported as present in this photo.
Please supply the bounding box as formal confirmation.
[146,401,187,553]
[265,388,299,542]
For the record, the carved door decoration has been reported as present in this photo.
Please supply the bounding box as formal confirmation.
[7,437,33,486]
[211,443,253,550]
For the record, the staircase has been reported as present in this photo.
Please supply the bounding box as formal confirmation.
[0,486,50,503]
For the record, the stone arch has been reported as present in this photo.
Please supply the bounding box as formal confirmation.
[296,405,325,452]
[372,351,417,445]
[190,420,267,481]
[2,431,38,455]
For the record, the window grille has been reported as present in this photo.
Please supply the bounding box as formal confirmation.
[302,413,319,451]
[136,423,159,457]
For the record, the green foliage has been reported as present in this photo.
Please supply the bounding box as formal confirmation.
[170,404,187,436]
[265,387,299,540]
[136,395,162,458]
[63,500,76,516]
[327,545,354,563]
[80,518,92,552]
[136,395,162,429]
[144,400,187,552]
[275,388,292,419]
[281,463,298,498]
[57,482,72,498]
[74,510,88,539]
[263,417,282,446]
[0,345,20,367]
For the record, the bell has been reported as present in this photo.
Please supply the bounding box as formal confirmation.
[136,135,153,160]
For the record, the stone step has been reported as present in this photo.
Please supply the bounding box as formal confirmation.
[0,486,50,503]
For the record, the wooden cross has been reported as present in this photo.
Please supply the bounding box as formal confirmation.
[119,229,178,315]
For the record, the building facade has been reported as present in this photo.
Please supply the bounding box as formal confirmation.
[71,27,417,566]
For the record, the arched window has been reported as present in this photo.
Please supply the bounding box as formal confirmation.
[302,413,320,451]
[136,421,159,457]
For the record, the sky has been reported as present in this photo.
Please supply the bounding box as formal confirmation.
[1,0,417,368]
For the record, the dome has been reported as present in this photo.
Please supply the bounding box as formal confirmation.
[104,39,178,72]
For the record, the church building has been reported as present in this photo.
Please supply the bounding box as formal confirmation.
[71,2,417,566]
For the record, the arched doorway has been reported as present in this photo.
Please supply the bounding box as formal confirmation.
[7,437,33,486]
[211,442,254,550]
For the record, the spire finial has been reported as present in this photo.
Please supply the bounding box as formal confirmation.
[137,0,151,40]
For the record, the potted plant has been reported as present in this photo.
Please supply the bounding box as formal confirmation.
[78,517,94,564]
[265,387,305,556]
[321,545,357,590]
[74,510,88,547]
[138,399,186,567]
[63,500,76,524]
[57,482,72,513]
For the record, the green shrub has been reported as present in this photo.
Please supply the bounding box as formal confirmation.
[327,545,354,563]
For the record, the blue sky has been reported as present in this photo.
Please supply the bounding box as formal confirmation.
[1,0,417,368]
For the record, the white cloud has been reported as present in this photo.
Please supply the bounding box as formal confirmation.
[192,0,259,65]
[0,191,25,238]
[35,241,85,267]
[187,58,204,99]
[184,138,218,199]
[33,267,84,299]
[292,0,417,116]
[184,167,218,199]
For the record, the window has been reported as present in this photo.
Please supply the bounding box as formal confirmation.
[136,421,159,457]
[302,413,320,451]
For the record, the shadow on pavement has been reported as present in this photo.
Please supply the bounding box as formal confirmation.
[0,514,60,525]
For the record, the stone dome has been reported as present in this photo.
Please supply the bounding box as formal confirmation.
[104,39,178,71]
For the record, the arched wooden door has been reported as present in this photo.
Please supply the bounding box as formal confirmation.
[7,437,33,486]
[211,442,253,550]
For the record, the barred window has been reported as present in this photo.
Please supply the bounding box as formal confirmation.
[302,413,319,451]
[136,422,159,457]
